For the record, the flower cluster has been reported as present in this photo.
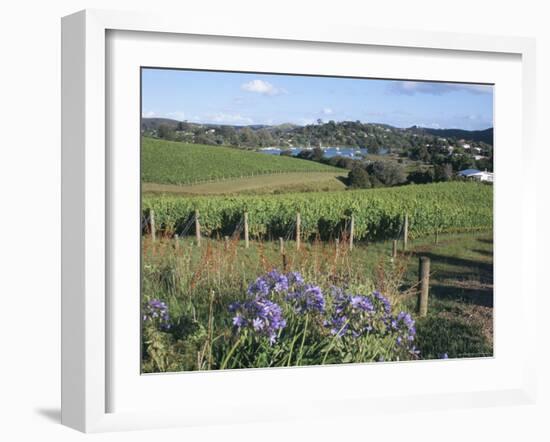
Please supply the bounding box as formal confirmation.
[247,270,290,297]
[286,284,325,314]
[229,297,286,344]
[143,299,171,330]
[230,270,418,356]
[327,291,376,337]
[390,311,416,348]
[325,289,416,353]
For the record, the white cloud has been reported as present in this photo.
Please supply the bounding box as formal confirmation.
[142,110,186,120]
[205,113,254,125]
[298,117,316,126]
[322,107,334,115]
[389,81,492,96]
[241,79,285,96]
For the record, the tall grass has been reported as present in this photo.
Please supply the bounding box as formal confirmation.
[141,236,418,373]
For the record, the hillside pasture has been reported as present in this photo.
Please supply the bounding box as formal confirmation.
[141,137,344,185]
[143,171,347,195]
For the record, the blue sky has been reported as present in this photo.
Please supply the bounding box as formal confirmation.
[141,68,493,130]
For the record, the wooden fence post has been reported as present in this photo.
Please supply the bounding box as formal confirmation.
[279,237,284,254]
[349,214,355,251]
[224,236,229,250]
[244,212,249,249]
[392,239,397,259]
[195,209,201,247]
[174,233,179,250]
[335,238,340,259]
[418,256,430,317]
[150,209,156,241]
[403,213,409,251]
[296,212,301,250]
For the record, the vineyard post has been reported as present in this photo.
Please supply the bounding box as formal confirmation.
[335,238,340,259]
[244,212,249,249]
[282,253,288,272]
[195,209,201,247]
[392,239,397,259]
[349,214,355,251]
[150,209,156,242]
[403,213,409,251]
[174,234,179,251]
[418,256,430,317]
[224,236,229,250]
[279,237,284,254]
[296,212,301,250]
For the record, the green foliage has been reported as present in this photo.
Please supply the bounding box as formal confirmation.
[157,123,176,141]
[141,137,342,185]
[408,169,434,184]
[414,316,492,359]
[143,182,493,241]
[366,161,407,186]
[433,163,453,182]
[348,166,372,188]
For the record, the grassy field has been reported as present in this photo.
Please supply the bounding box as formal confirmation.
[143,171,347,195]
[141,230,492,372]
[142,137,344,185]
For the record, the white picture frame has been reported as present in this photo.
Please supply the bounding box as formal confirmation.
[61,9,537,433]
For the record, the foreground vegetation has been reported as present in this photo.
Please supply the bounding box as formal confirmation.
[141,231,493,372]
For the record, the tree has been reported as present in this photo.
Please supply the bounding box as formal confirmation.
[348,166,372,188]
[367,161,407,186]
[157,123,175,140]
[311,147,324,161]
[408,169,434,184]
[433,163,453,182]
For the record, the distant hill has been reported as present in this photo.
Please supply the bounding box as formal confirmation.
[408,127,493,145]
[140,118,180,131]
[141,118,493,151]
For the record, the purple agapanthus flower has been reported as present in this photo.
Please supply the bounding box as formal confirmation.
[247,269,289,297]
[327,292,378,338]
[287,271,304,286]
[229,297,286,344]
[143,299,171,330]
[391,311,416,348]
[372,291,392,315]
[286,284,325,314]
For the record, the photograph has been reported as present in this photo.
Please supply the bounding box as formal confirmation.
[140,68,494,373]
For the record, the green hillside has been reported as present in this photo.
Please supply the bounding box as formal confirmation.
[141,137,343,185]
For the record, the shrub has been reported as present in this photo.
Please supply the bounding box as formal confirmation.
[348,166,372,188]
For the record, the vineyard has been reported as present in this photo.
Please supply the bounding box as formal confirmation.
[142,181,493,242]
[141,137,343,185]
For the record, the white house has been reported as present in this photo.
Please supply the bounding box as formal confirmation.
[458,168,494,183]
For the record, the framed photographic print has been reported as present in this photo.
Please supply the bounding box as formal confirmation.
[61,9,537,432]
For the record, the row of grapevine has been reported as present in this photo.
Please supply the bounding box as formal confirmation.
[142,182,493,242]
